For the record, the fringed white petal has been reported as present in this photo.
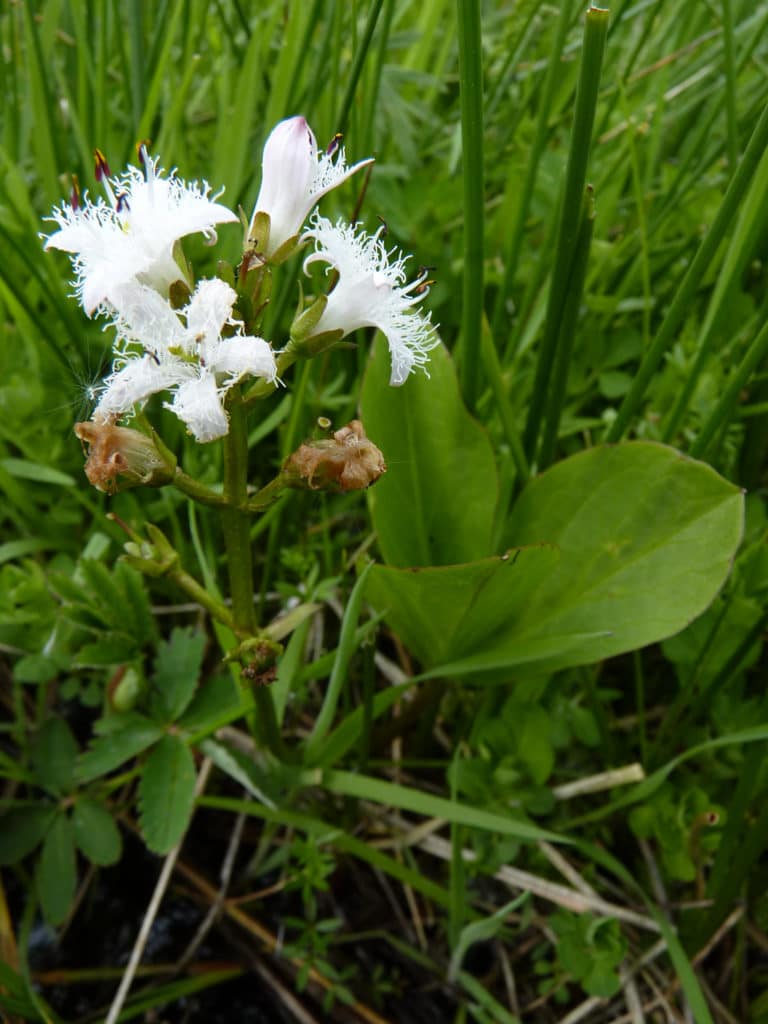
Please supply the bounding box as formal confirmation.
[302,214,438,385]
[43,153,237,315]
[168,375,229,443]
[94,357,180,419]
[185,279,238,350]
[213,336,277,384]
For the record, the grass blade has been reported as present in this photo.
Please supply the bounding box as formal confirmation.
[606,95,768,442]
[455,0,485,409]
[523,6,609,464]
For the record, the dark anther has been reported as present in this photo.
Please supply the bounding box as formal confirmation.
[70,174,81,211]
[135,140,152,166]
[376,215,388,237]
[93,148,111,181]
[326,132,343,157]
[414,265,436,294]
[115,193,131,213]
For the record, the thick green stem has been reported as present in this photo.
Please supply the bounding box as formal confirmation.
[244,475,288,513]
[222,391,284,757]
[492,0,575,350]
[172,468,227,507]
[538,188,596,470]
[222,394,256,634]
[166,567,235,631]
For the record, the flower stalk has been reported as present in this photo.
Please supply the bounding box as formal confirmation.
[221,388,284,755]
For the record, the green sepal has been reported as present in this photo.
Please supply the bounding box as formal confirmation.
[290,292,329,343]
[246,210,271,254]
[268,232,302,265]
[168,278,192,309]
[121,522,180,577]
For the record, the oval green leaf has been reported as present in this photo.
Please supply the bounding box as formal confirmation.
[0,805,56,865]
[366,443,743,676]
[73,798,122,866]
[31,717,78,795]
[37,812,77,925]
[360,336,499,567]
[139,734,196,854]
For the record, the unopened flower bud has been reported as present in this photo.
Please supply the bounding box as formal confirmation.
[74,420,175,493]
[282,419,386,492]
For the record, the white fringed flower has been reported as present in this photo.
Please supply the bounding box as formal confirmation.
[94,279,277,442]
[249,116,373,257]
[301,215,438,385]
[44,150,238,316]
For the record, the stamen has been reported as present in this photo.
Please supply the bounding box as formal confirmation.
[326,132,343,157]
[94,148,118,208]
[93,148,111,181]
[115,192,131,213]
[376,215,388,238]
[70,174,81,211]
[135,140,152,169]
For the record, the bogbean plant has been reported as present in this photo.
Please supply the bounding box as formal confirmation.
[47,118,435,749]
[2,116,438,928]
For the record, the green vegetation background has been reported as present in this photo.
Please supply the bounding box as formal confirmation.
[1,1,768,1022]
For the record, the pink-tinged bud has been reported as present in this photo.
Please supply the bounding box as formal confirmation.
[74,420,175,493]
[282,419,386,493]
[248,116,373,260]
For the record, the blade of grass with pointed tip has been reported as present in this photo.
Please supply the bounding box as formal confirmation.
[523,6,608,463]
[538,186,595,469]
[336,0,385,136]
[492,0,576,348]
[304,562,374,759]
[456,0,484,410]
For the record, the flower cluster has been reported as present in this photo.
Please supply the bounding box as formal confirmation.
[45,117,436,443]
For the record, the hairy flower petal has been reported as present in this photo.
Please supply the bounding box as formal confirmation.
[44,153,238,315]
[213,336,278,384]
[90,279,277,441]
[167,375,229,443]
[94,356,182,420]
[301,215,437,384]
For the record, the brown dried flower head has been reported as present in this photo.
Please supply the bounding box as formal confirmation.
[283,419,386,492]
[74,420,174,494]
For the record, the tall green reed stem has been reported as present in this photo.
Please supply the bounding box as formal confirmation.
[456,0,485,410]
[492,0,575,350]
[523,6,608,465]
[538,187,596,469]
[336,0,385,135]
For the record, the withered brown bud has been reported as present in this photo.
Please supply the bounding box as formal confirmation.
[283,419,386,492]
[74,420,175,494]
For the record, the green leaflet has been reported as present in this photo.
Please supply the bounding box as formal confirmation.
[360,336,499,567]
[138,734,196,855]
[366,443,743,677]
